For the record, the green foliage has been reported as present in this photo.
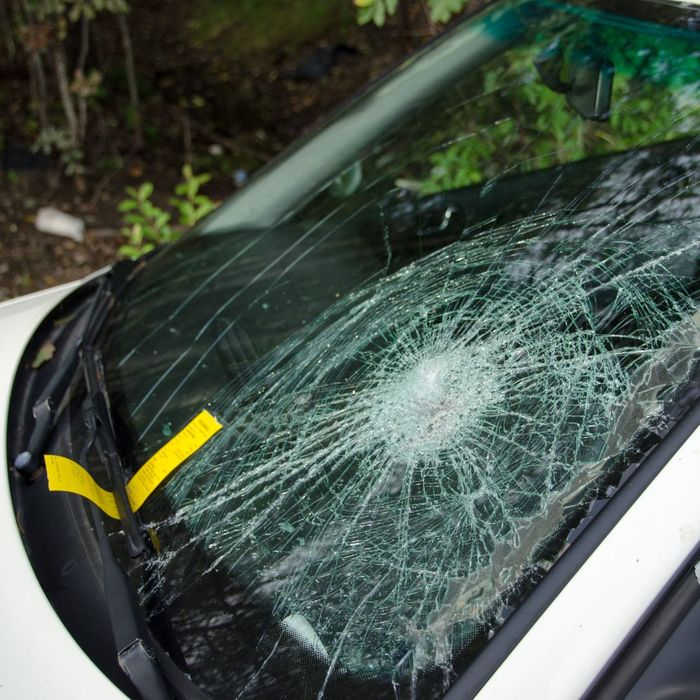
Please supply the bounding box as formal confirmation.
[170,164,216,226]
[355,0,397,27]
[354,0,469,26]
[596,25,700,89]
[12,0,134,178]
[420,38,687,196]
[429,0,469,23]
[118,166,219,259]
[118,181,172,259]
[190,0,353,60]
[23,0,128,22]
[34,126,85,175]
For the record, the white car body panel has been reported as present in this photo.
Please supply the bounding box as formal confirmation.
[0,279,126,700]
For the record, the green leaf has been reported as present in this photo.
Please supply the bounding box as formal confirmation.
[124,212,143,225]
[138,181,154,200]
[195,201,215,219]
[373,1,386,26]
[118,244,141,259]
[357,5,375,25]
[130,223,143,245]
[182,202,197,224]
[429,0,467,23]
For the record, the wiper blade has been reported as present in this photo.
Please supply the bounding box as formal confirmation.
[89,496,211,700]
[82,349,212,698]
[80,339,211,698]
[13,260,140,477]
[81,346,146,556]
[90,502,170,700]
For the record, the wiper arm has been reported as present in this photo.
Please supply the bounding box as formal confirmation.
[88,496,211,700]
[89,499,171,700]
[81,348,212,699]
[15,258,147,550]
[81,346,146,556]
[80,341,211,698]
[14,260,140,477]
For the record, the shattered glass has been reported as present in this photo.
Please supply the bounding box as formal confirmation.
[101,2,700,698]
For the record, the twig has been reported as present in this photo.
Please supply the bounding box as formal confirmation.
[0,0,15,58]
[28,50,49,131]
[182,110,192,166]
[76,17,90,144]
[117,11,143,149]
[419,0,438,35]
[53,44,79,148]
[87,146,139,211]
[76,14,90,75]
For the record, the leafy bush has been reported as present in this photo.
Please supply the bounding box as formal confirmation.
[118,165,218,259]
[420,38,683,196]
[10,0,138,176]
[170,165,217,226]
[354,0,471,26]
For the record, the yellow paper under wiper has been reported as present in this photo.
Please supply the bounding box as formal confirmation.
[45,409,222,518]
[45,454,121,519]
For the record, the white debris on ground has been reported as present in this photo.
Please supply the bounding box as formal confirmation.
[35,207,85,242]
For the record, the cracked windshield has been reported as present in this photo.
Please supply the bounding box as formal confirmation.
[101,1,699,698]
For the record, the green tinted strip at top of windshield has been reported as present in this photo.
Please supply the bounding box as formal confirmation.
[541,0,700,42]
[540,0,700,87]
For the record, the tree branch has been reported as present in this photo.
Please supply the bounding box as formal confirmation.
[117,11,143,149]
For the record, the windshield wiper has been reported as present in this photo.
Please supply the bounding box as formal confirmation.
[12,259,211,699]
[89,493,211,700]
[81,345,146,556]
[81,346,211,699]
[78,310,211,698]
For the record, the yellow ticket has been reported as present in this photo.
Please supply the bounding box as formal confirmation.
[45,409,222,519]
[45,454,120,519]
[126,409,222,511]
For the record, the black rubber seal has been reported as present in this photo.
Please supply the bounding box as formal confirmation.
[585,545,700,700]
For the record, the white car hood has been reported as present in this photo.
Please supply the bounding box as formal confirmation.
[0,281,126,699]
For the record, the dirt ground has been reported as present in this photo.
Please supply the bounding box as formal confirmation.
[0,1,434,301]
